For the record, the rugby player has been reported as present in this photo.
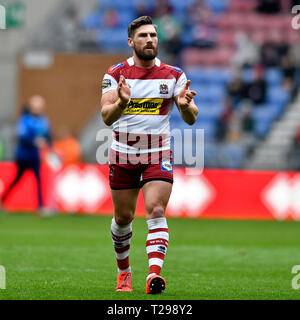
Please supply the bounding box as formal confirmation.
[100,16,198,294]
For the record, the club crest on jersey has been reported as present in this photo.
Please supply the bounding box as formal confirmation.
[159,81,169,94]
[161,159,173,173]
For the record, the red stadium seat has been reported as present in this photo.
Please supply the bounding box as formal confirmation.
[181,48,234,67]
[264,29,284,45]
[228,0,256,13]
[251,30,267,45]
[217,30,237,47]
[217,13,249,30]
[287,30,300,44]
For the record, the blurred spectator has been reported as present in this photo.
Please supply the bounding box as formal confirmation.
[236,100,254,133]
[187,1,217,49]
[226,68,247,108]
[256,0,281,14]
[154,14,182,63]
[246,65,267,105]
[216,97,234,141]
[150,0,173,18]
[58,4,81,51]
[151,0,181,63]
[233,32,259,68]
[52,127,82,165]
[0,95,52,212]
[226,115,243,143]
[134,1,152,17]
[281,54,296,82]
[281,54,298,99]
[260,42,283,67]
[260,32,290,67]
[103,8,120,28]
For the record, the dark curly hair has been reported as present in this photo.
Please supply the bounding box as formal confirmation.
[127,16,157,38]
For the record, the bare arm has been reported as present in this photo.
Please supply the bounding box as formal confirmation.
[100,75,131,126]
[175,80,199,125]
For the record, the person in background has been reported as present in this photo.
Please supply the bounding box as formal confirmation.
[149,0,173,18]
[187,1,217,49]
[226,68,248,108]
[103,7,120,28]
[233,32,259,68]
[246,65,267,105]
[0,95,52,212]
[281,54,298,100]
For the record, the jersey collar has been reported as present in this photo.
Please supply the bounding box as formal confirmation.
[127,57,161,67]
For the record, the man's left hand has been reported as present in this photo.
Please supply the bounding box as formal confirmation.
[177,80,197,111]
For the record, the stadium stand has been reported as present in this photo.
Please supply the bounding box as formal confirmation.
[10,0,297,170]
[78,0,300,169]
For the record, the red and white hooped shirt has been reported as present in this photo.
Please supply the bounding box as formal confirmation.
[101,57,187,155]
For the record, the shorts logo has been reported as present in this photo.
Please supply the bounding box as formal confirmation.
[123,98,163,115]
[102,79,111,89]
[159,82,169,94]
[161,159,173,173]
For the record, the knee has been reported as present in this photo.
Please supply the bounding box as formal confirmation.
[148,206,165,219]
[114,212,134,226]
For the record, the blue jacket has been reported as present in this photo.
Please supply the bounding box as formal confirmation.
[16,112,52,161]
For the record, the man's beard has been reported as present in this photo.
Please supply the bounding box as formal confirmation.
[133,43,158,61]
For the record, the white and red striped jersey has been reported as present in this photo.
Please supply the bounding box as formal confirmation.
[102,57,187,154]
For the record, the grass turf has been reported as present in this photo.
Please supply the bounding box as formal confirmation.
[0,212,300,300]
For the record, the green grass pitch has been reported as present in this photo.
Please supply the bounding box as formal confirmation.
[0,212,300,300]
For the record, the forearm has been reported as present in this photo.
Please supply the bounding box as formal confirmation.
[179,101,198,125]
[101,98,128,126]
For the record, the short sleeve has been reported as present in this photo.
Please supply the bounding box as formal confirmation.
[174,72,187,97]
[102,73,118,95]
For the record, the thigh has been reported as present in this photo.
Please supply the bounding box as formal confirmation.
[109,163,141,190]
[111,188,140,225]
[139,159,173,188]
[142,180,172,220]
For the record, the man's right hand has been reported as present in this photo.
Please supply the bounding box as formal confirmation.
[117,75,131,107]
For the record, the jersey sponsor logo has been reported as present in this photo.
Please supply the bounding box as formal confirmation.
[123,98,163,115]
[159,81,169,94]
[102,79,111,89]
[161,159,173,173]
[110,63,124,72]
